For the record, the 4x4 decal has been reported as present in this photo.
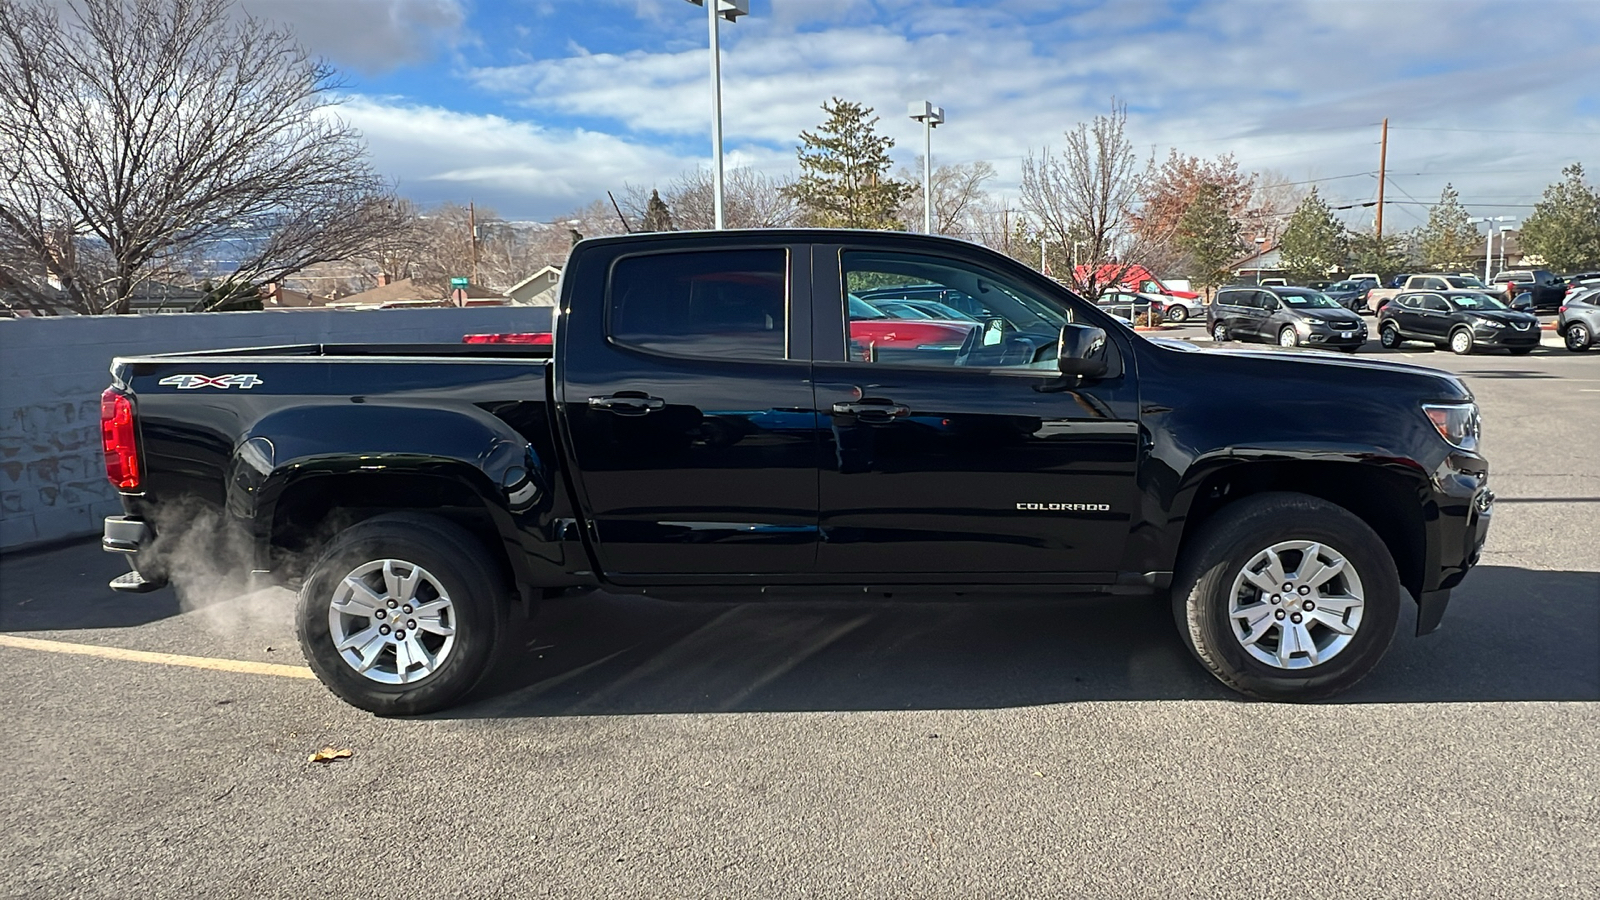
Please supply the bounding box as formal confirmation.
[158,374,263,390]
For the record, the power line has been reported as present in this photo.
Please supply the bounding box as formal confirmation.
[1389,126,1600,136]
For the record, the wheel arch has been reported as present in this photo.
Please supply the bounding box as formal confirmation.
[225,405,557,593]
[1175,459,1430,604]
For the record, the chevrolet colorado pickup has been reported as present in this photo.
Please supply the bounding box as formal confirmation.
[99,230,1493,714]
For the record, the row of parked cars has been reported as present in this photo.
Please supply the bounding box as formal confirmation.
[846,270,1600,357]
[1203,272,1600,355]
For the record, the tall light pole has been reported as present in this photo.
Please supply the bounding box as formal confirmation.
[908,101,945,234]
[686,0,748,229]
[1471,215,1516,283]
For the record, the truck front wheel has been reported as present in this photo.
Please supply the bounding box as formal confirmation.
[1171,492,1400,701]
[296,513,509,715]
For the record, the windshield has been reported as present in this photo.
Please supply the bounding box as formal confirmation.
[847,295,888,319]
[1445,276,1486,289]
[1448,292,1509,311]
[1280,292,1342,309]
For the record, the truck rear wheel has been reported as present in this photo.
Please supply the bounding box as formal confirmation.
[296,513,508,715]
[1172,492,1400,701]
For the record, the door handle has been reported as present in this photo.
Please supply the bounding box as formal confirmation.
[832,400,910,422]
[588,392,665,416]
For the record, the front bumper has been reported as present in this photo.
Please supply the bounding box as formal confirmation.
[1302,322,1368,348]
[1472,325,1539,347]
[1417,452,1493,635]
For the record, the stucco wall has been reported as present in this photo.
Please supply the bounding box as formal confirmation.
[0,306,553,551]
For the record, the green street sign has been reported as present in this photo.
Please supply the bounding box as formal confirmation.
[450,277,470,289]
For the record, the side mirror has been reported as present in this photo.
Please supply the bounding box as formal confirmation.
[1057,323,1109,380]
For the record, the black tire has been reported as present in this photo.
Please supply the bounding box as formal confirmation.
[1211,322,1229,342]
[1171,492,1401,701]
[1566,322,1592,352]
[296,513,510,715]
[1166,305,1188,323]
[1379,322,1402,349]
[1449,327,1475,355]
[1277,326,1298,348]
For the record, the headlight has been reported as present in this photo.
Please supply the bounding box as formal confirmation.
[1475,317,1504,328]
[1303,318,1326,326]
[1422,402,1480,451]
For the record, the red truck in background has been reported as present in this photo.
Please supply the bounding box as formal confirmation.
[1073,264,1200,300]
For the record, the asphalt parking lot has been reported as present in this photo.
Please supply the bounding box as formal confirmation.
[2,324,1596,898]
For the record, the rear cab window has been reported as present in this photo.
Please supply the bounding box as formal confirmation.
[608,249,789,360]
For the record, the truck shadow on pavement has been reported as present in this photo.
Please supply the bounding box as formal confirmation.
[2,543,1593,712]
[448,564,1600,718]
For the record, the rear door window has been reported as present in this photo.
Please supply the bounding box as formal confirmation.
[608,249,788,360]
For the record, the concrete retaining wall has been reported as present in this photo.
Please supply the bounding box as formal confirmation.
[0,306,553,551]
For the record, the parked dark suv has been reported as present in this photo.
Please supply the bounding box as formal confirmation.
[1209,286,1368,350]
[1377,290,1541,354]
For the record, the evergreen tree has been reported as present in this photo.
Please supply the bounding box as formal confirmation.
[1346,230,1411,282]
[1278,187,1345,283]
[1520,163,1600,272]
[640,189,675,232]
[1418,183,1480,271]
[788,98,912,230]
[1174,182,1240,292]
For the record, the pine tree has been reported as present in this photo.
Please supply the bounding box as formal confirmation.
[1174,182,1240,292]
[1278,187,1345,283]
[788,98,912,230]
[1418,183,1480,271]
[1346,230,1411,283]
[640,189,675,232]
[1520,163,1600,272]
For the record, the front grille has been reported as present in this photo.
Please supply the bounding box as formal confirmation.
[1511,321,1531,331]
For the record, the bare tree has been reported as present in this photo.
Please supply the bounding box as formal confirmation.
[1018,100,1154,300]
[895,159,998,237]
[667,167,801,230]
[1240,169,1308,246]
[0,0,407,314]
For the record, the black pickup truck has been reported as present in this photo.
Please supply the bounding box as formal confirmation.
[99,230,1493,714]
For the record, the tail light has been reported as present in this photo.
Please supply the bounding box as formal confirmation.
[462,332,552,345]
[100,388,141,491]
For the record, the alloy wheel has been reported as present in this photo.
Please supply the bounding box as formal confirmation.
[1278,327,1298,347]
[1227,540,1366,670]
[1450,329,1474,354]
[327,558,457,685]
[1212,323,1228,342]
[1568,323,1591,351]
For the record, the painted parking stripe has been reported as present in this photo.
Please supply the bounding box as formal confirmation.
[0,633,315,679]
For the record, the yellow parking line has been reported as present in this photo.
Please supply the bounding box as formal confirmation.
[0,633,315,680]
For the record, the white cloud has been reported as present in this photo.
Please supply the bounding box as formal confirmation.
[452,0,1597,228]
[338,96,713,216]
[236,0,468,74]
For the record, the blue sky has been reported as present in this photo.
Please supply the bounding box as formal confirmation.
[243,0,1600,228]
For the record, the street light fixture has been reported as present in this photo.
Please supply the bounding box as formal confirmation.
[908,100,945,234]
[685,0,749,230]
[1471,215,1516,283]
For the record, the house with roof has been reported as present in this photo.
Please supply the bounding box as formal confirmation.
[502,266,562,306]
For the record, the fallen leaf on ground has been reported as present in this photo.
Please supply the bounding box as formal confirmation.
[308,747,353,764]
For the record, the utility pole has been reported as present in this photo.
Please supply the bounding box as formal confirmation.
[1375,118,1388,243]
[468,200,478,285]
